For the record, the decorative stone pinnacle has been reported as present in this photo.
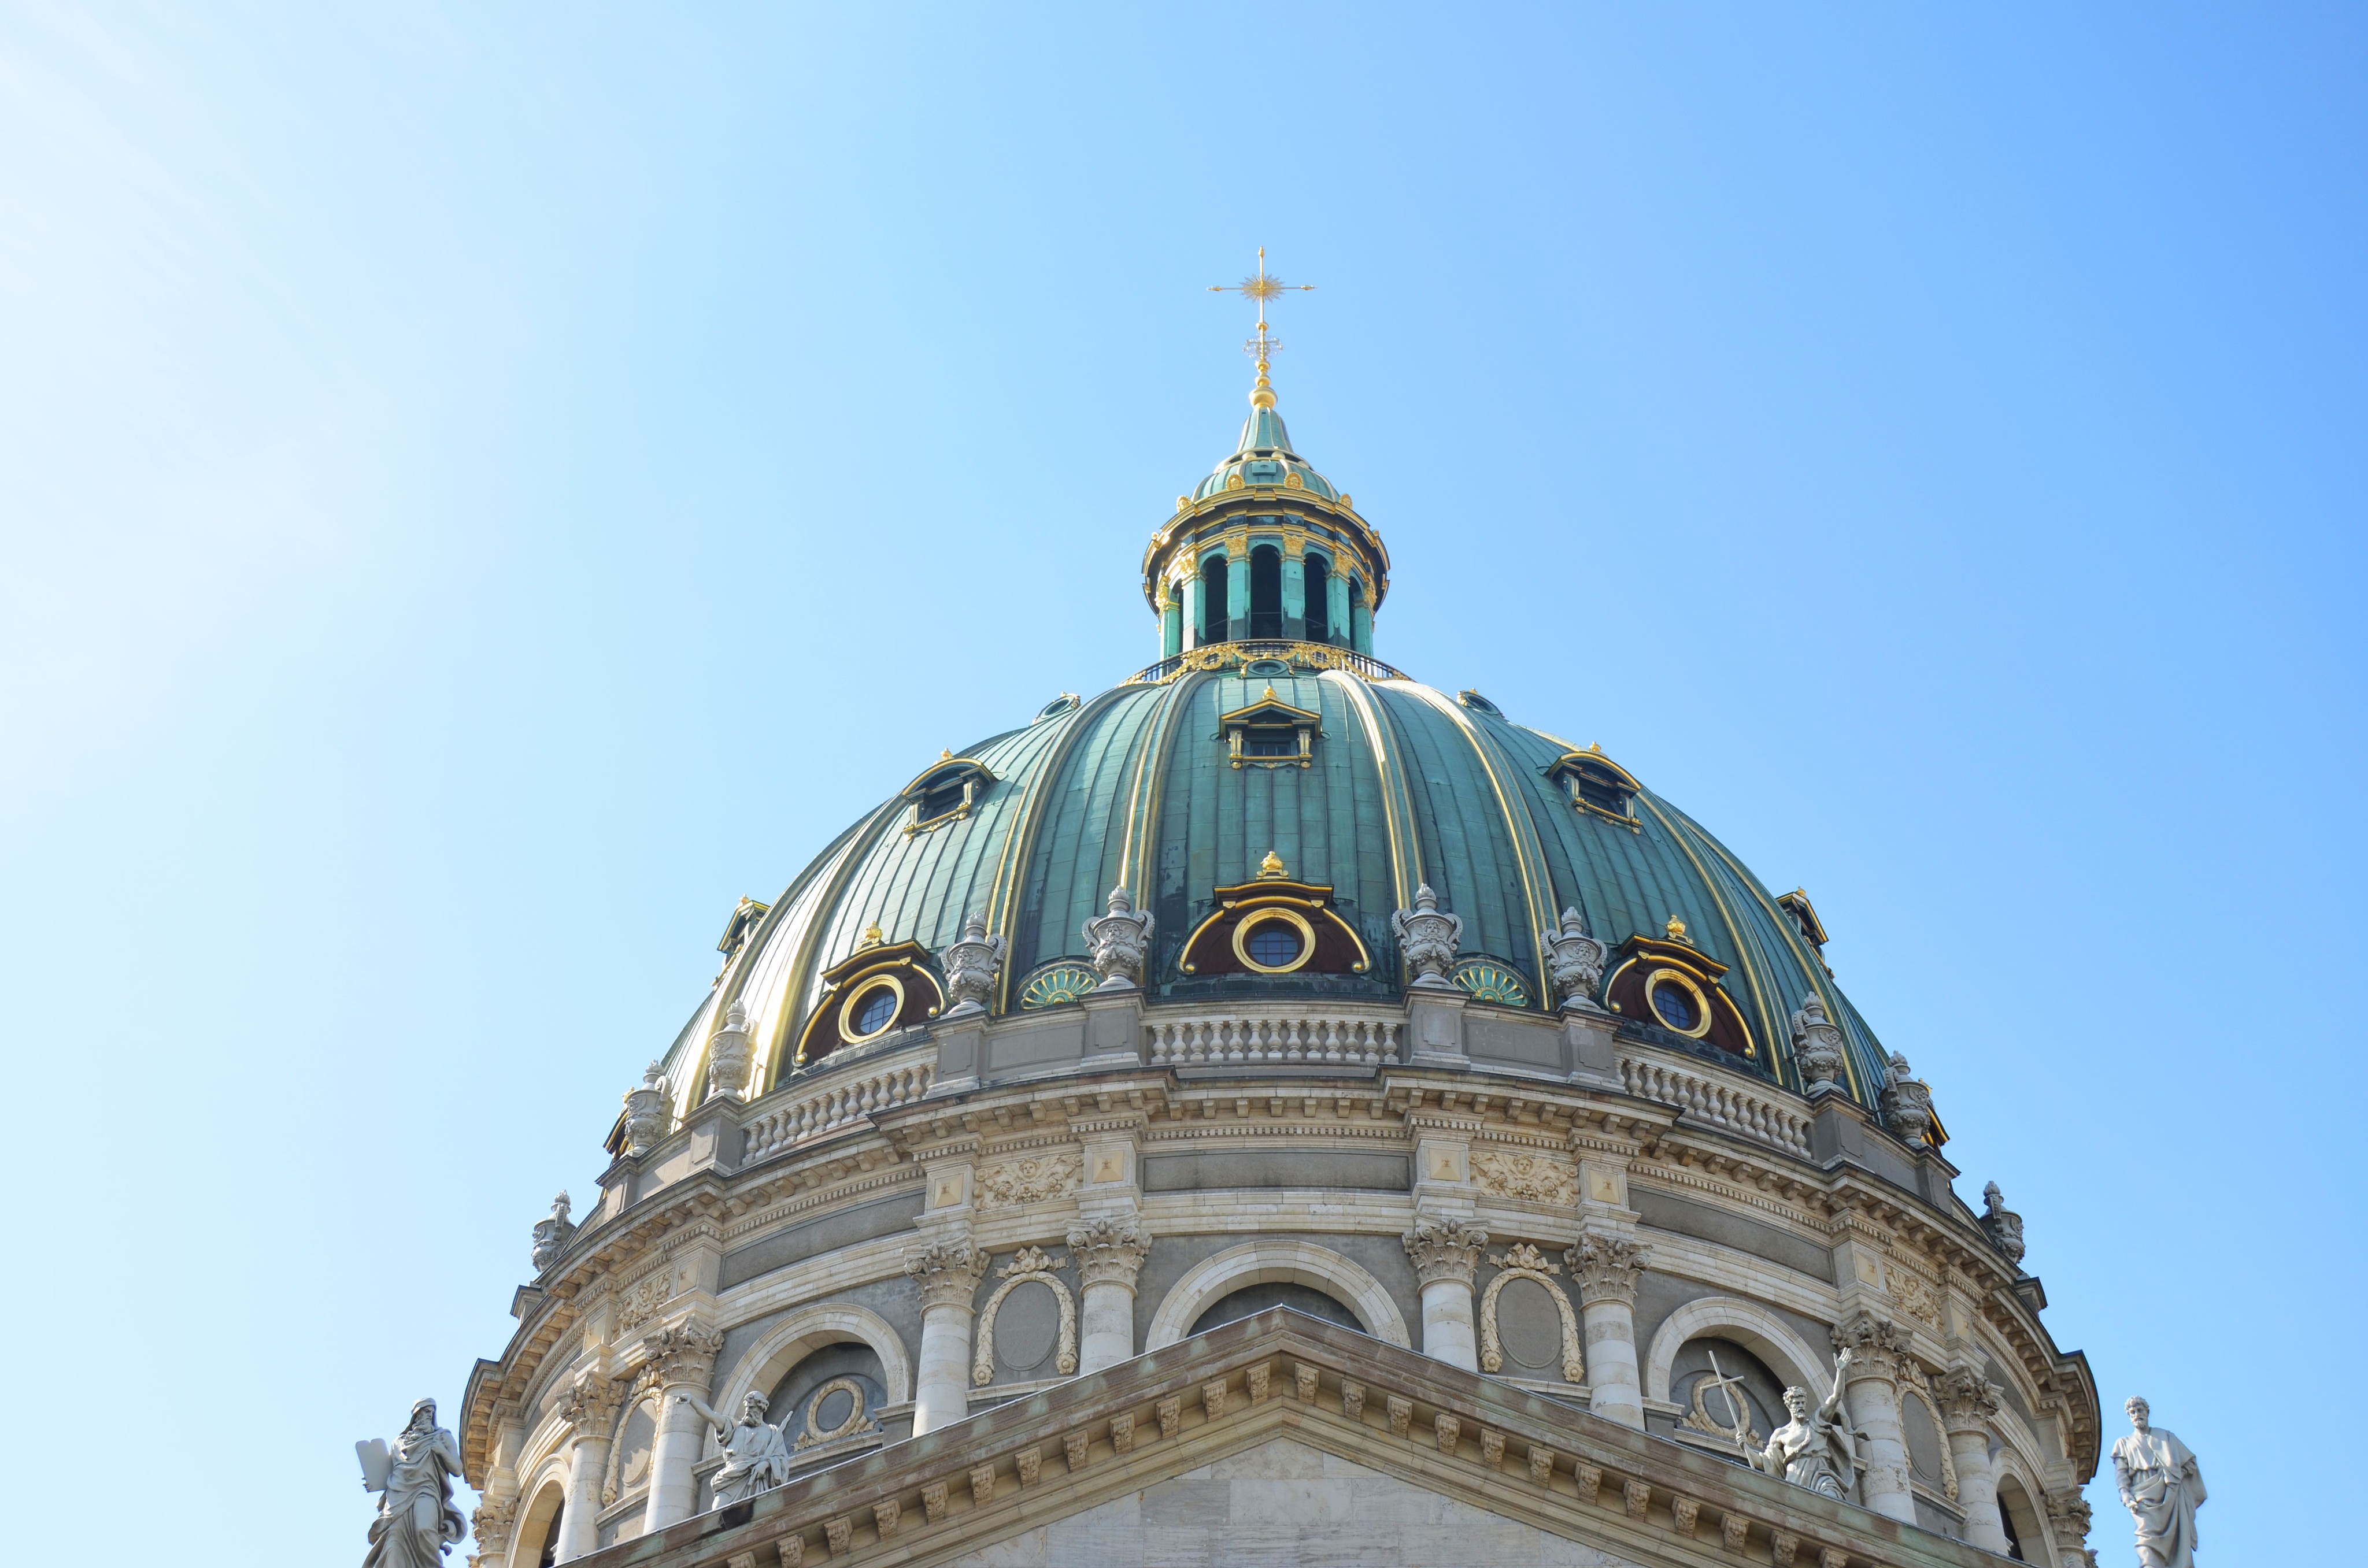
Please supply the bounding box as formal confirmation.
[1392,884,1463,989]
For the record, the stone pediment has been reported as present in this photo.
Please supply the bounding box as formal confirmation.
[575,1310,2012,1568]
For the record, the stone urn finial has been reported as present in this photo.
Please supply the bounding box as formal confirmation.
[1789,994,1848,1091]
[1392,883,1463,989]
[1980,1181,2026,1267]
[530,1190,575,1273]
[1082,885,1155,991]
[939,910,1005,1018]
[1879,1050,1936,1147]
[706,999,753,1103]
[1543,906,1608,1011]
[621,1061,671,1157]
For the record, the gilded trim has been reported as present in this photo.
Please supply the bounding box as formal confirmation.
[1400,683,1559,1006]
[1325,670,1421,910]
[1635,796,1780,1070]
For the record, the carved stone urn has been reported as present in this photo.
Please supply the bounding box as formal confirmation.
[621,1062,671,1156]
[1542,905,1608,1011]
[1082,886,1155,990]
[1391,883,1463,989]
[1789,995,1848,1090]
[1878,1051,1935,1147]
[1980,1181,2026,1267]
[938,911,1004,1018]
[706,999,753,1102]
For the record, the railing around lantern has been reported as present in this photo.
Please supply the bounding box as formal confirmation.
[740,1050,934,1165]
[1616,1049,1812,1160]
[1144,1008,1403,1070]
[1122,641,1409,687]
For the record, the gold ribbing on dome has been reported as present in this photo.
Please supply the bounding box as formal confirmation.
[1209,245,1313,407]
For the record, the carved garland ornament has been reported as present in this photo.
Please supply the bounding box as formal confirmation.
[975,1153,1082,1210]
[1472,1149,1579,1207]
[1477,1243,1585,1384]
[610,1267,674,1336]
[971,1246,1078,1387]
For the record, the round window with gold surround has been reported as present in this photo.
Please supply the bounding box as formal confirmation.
[839,974,906,1044]
[1645,968,1712,1038]
[1231,907,1314,974]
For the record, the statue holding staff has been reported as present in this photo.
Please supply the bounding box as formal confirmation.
[1738,1347,1864,1502]
[675,1388,794,1506]
[357,1398,465,1567]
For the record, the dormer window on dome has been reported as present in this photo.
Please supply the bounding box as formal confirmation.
[1220,687,1320,769]
[902,755,997,835]
[1548,747,1643,832]
[1601,928,1756,1060]
[1178,857,1371,978]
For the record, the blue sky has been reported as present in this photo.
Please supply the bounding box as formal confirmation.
[3,5,2359,1562]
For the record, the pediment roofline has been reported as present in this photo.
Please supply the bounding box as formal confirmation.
[576,1308,2011,1568]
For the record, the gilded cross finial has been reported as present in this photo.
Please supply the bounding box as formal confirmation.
[1209,246,1314,408]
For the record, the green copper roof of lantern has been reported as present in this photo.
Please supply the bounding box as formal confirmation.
[684,664,1897,1114]
[1190,398,1342,503]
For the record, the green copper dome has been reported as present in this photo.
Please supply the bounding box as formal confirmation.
[661,370,1898,1118]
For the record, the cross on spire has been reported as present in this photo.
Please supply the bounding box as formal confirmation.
[1208,246,1314,406]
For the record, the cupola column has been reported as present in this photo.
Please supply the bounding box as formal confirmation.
[554,1374,623,1562]
[1350,583,1373,654]
[1226,552,1250,641]
[1180,573,1206,651]
[1833,1315,1921,1523]
[639,1324,725,1533]
[1937,1370,2011,1552]
[1160,597,1182,658]
[904,1239,988,1434]
[1279,547,1307,640]
[1568,1232,1649,1429]
[1326,570,1350,648]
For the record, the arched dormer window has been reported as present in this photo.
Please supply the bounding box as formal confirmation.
[901,755,997,835]
[1248,543,1283,639]
[1547,746,1644,832]
[1303,553,1331,643]
[1199,553,1230,645]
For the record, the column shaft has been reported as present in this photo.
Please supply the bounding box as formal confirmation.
[1225,554,1249,640]
[1844,1370,1918,1523]
[1579,1296,1645,1429]
[641,1392,708,1532]
[1947,1428,2009,1552]
[555,1434,610,1562]
[912,1300,975,1434]
[1418,1277,1479,1370]
[1078,1280,1136,1373]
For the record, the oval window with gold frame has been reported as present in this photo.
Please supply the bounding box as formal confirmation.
[1231,907,1314,973]
[839,973,907,1044]
[1645,968,1713,1039]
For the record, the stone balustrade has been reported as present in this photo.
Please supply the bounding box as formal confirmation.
[741,1055,934,1163]
[1618,1051,1812,1159]
[1144,1010,1402,1069]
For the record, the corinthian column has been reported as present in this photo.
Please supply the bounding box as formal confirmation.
[1403,1219,1487,1371]
[904,1240,988,1434]
[639,1323,726,1533]
[1567,1235,1648,1429]
[1068,1218,1150,1373]
[1936,1368,2009,1552]
[1833,1314,1919,1523]
[554,1374,623,1561]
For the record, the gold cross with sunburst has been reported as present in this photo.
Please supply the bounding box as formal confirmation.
[1208,247,1314,373]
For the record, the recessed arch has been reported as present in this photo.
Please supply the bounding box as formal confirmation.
[712,1302,912,1414]
[1642,1295,1829,1405]
[1145,1240,1411,1350]
[513,1473,568,1568]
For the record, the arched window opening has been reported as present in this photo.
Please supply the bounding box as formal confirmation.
[1190,1280,1363,1336]
[1304,555,1330,643]
[535,1502,563,1567]
[1199,554,1230,645]
[1249,545,1282,639]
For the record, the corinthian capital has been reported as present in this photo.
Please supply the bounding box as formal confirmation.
[1067,1217,1150,1290]
[1564,1235,1649,1304]
[648,1321,726,1390]
[561,1374,623,1439]
[1833,1313,1914,1381]
[903,1239,989,1311]
[467,1495,517,1566]
[1934,1366,2001,1433]
[1403,1218,1488,1288]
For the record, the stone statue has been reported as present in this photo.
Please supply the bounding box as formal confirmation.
[706,999,753,1102]
[1740,1348,1864,1503]
[1542,906,1608,1011]
[675,1389,794,1506]
[622,1062,671,1157]
[1392,883,1463,988]
[357,1398,465,1568]
[1082,886,1154,990]
[939,911,1005,1017]
[1979,1181,2026,1267]
[2114,1396,2205,1567]
[530,1191,574,1273]
[1878,1051,1934,1147]
[1788,995,1847,1089]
